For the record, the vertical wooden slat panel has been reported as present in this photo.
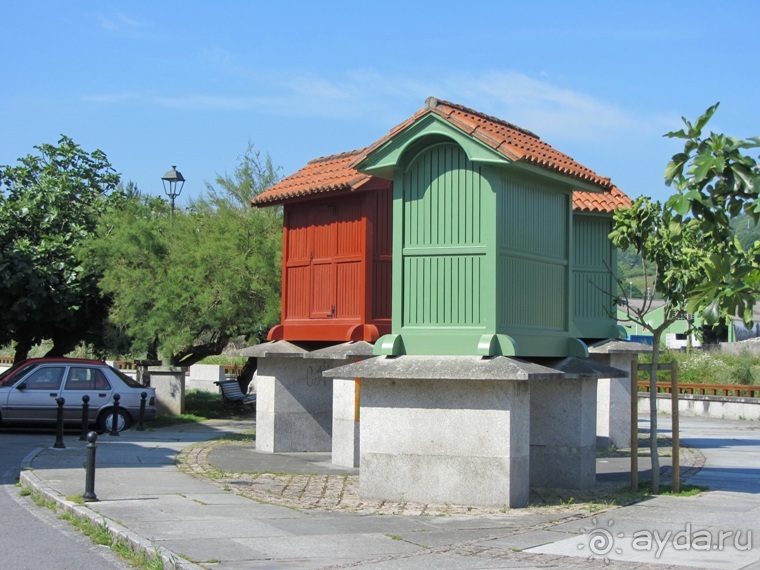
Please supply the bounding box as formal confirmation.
[337,261,361,317]
[401,143,486,329]
[311,264,335,317]
[286,266,310,318]
[573,216,614,321]
[287,209,310,261]
[337,197,362,256]
[372,260,391,319]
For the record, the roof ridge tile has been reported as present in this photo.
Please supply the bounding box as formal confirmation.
[427,96,541,140]
[307,148,366,165]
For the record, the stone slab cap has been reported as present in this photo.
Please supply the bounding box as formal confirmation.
[322,355,564,381]
[304,341,375,360]
[588,338,652,354]
[237,340,308,358]
[541,357,628,379]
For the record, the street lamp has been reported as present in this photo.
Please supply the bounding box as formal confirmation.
[161,165,185,215]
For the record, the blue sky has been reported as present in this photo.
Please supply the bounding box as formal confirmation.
[2,1,759,206]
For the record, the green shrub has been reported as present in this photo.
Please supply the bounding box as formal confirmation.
[639,350,760,385]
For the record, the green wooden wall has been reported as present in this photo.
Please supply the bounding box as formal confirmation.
[366,125,622,357]
[571,214,620,338]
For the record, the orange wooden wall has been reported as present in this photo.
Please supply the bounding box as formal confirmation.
[268,183,392,342]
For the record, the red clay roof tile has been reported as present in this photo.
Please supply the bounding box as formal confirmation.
[428,98,614,190]
[253,98,629,212]
[252,149,371,206]
[573,186,631,213]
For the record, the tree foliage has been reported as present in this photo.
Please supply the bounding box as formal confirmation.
[612,199,708,493]
[0,136,120,362]
[85,148,282,366]
[664,103,760,326]
[611,104,760,493]
[201,142,280,210]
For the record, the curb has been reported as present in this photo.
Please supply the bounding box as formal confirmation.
[19,448,204,570]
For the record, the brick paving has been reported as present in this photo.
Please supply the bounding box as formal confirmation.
[177,436,705,517]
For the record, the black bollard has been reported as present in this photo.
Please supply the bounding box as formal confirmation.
[53,397,66,449]
[79,394,90,441]
[83,431,98,502]
[136,392,147,431]
[109,393,121,436]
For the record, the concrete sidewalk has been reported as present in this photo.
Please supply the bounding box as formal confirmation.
[18,415,760,569]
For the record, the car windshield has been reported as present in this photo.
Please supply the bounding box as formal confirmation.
[109,366,144,388]
[0,362,36,387]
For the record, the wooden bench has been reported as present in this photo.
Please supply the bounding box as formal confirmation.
[215,380,257,408]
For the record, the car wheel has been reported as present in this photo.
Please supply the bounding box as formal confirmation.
[98,408,131,433]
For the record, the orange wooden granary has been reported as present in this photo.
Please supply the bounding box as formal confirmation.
[253,100,631,346]
[252,150,392,342]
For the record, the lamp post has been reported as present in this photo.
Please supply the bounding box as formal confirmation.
[161,165,185,215]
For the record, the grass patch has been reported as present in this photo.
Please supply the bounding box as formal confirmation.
[656,484,705,497]
[603,482,704,504]
[25,488,174,569]
[638,349,760,385]
[29,489,57,511]
[147,389,253,427]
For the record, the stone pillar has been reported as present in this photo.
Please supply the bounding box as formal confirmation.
[256,355,333,452]
[332,378,361,467]
[589,340,651,449]
[325,356,562,509]
[530,376,597,489]
[149,367,186,416]
[529,357,628,489]
[247,341,373,453]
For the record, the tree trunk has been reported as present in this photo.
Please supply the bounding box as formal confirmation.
[649,330,662,493]
[236,357,258,394]
[13,340,32,364]
[147,337,159,362]
[45,334,78,358]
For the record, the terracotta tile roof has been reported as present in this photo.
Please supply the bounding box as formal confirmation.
[359,97,615,192]
[253,98,629,211]
[252,149,371,206]
[573,185,631,213]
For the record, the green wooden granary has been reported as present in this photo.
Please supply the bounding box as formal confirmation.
[354,98,630,357]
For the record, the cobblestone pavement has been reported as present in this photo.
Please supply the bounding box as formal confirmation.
[177,436,706,517]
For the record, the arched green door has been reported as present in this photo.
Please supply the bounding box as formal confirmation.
[401,143,488,335]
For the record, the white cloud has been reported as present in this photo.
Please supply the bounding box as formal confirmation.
[98,12,149,36]
[82,92,144,104]
[154,94,258,110]
[81,66,672,147]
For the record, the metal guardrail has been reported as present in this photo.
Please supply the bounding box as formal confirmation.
[638,381,760,398]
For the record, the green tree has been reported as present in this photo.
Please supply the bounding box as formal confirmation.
[201,142,280,210]
[664,103,760,325]
[0,136,120,362]
[85,147,282,366]
[613,104,760,493]
[610,197,706,492]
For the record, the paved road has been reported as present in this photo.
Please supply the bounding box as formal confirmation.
[529,415,760,568]
[0,428,129,570]
[14,415,760,569]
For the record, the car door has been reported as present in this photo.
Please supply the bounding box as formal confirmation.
[60,366,114,422]
[5,366,66,421]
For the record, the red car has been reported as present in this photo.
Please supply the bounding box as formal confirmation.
[0,357,157,432]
